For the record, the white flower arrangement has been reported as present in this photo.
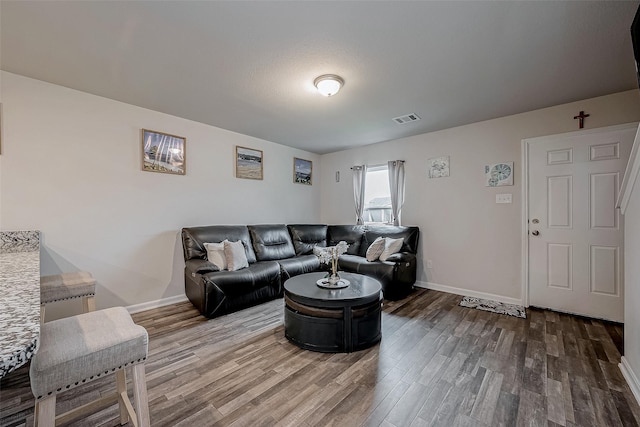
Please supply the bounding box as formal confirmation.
[313,241,349,279]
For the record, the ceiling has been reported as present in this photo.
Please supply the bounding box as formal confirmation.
[1,1,639,154]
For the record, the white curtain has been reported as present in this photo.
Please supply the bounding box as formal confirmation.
[352,165,367,225]
[388,160,405,226]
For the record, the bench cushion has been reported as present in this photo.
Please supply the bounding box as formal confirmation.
[30,307,148,399]
[40,271,96,304]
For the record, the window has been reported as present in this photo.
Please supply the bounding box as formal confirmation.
[363,165,392,224]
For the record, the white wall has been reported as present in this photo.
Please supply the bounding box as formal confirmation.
[0,72,321,318]
[621,132,640,402]
[320,90,640,303]
[3,70,640,316]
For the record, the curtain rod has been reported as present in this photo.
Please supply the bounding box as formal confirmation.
[350,160,405,170]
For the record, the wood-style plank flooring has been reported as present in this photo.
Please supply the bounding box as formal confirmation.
[1,288,639,426]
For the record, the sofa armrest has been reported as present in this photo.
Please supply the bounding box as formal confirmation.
[185,259,220,277]
[384,252,415,265]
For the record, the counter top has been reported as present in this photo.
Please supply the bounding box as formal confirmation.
[0,231,40,378]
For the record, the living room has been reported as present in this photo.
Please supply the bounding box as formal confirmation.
[3,1,640,426]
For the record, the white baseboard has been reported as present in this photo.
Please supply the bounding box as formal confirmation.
[620,357,640,405]
[415,281,523,306]
[126,294,190,314]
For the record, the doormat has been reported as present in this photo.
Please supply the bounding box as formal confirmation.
[459,296,526,319]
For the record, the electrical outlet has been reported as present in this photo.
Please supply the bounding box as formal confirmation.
[426,260,433,269]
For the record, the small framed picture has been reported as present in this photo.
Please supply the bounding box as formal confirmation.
[236,146,263,180]
[428,156,450,178]
[141,129,186,175]
[293,157,312,185]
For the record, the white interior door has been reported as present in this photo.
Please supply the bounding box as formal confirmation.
[527,124,636,322]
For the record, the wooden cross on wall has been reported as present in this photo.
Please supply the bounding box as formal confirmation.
[573,110,590,129]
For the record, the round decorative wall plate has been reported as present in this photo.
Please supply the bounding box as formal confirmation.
[485,162,514,187]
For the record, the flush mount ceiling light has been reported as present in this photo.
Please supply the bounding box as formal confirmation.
[314,74,344,97]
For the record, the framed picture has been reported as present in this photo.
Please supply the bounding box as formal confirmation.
[236,146,263,180]
[141,129,186,175]
[485,162,514,187]
[428,156,450,178]
[293,157,312,185]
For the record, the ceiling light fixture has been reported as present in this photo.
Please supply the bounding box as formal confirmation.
[314,74,344,97]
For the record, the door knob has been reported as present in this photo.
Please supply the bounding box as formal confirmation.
[531,230,540,236]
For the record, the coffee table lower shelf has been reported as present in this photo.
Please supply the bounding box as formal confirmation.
[284,295,382,353]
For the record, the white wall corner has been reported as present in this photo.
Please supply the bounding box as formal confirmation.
[618,124,640,214]
[415,281,523,306]
[126,294,189,314]
[620,356,640,406]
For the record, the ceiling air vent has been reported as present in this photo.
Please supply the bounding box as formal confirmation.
[392,113,421,124]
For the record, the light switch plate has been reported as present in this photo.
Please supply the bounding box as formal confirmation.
[496,193,512,204]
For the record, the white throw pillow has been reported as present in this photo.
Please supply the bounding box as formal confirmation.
[379,237,404,261]
[204,241,228,270]
[224,240,249,271]
[366,237,386,262]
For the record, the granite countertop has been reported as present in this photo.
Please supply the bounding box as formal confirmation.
[0,231,40,378]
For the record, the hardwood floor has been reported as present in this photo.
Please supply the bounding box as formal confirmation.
[1,288,639,426]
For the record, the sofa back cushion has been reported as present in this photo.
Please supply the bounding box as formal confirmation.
[327,225,365,255]
[248,224,296,261]
[287,224,328,255]
[181,226,257,264]
[363,225,419,256]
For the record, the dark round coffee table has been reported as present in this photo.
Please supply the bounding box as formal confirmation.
[283,272,382,353]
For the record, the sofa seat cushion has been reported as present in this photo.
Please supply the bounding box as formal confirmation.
[338,254,395,283]
[278,255,321,280]
[201,261,280,297]
[338,254,415,300]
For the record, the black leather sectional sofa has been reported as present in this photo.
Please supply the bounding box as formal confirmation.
[181,224,419,318]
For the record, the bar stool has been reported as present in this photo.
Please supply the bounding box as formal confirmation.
[40,271,96,322]
[30,307,150,427]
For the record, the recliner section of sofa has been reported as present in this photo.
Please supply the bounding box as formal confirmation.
[181,224,419,318]
[182,225,281,318]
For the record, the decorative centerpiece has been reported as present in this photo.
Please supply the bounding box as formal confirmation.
[313,241,350,289]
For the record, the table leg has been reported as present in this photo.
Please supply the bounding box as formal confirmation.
[343,307,352,352]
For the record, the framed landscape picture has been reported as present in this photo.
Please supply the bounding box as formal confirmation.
[141,129,186,175]
[236,146,263,180]
[294,157,312,185]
